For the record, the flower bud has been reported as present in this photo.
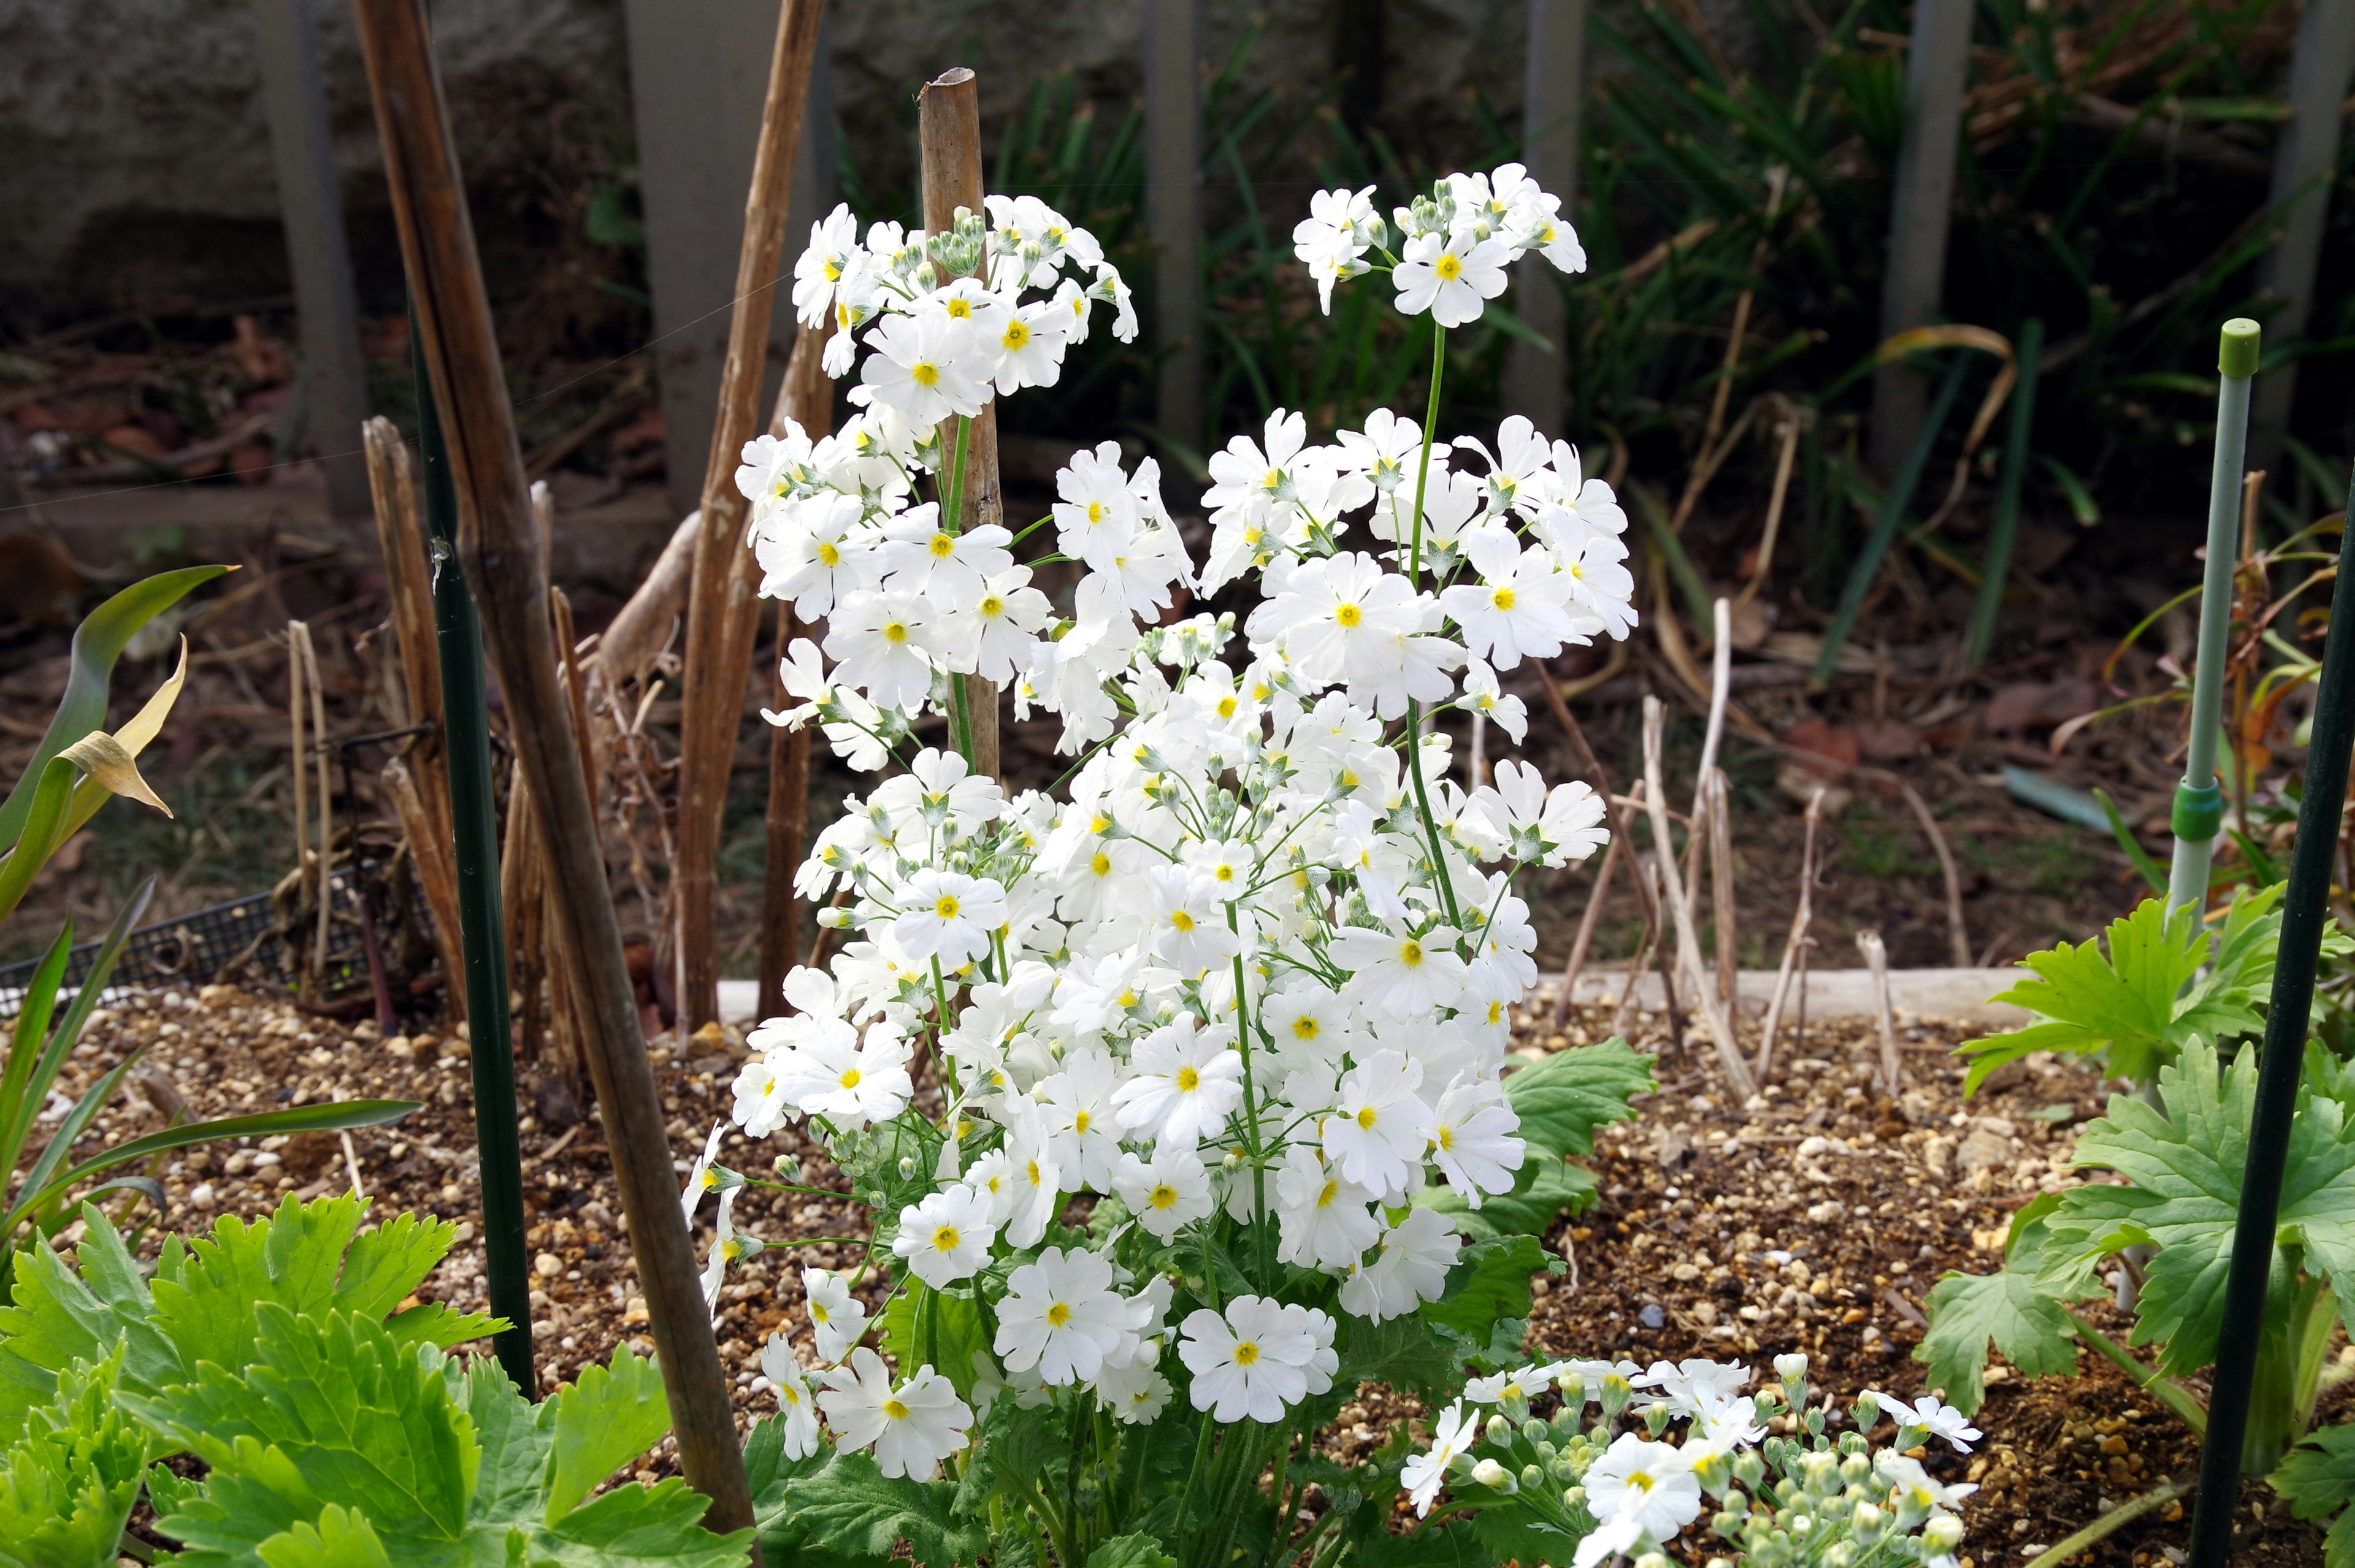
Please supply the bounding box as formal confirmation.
[816,906,853,929]
[1561,1485,1585,1511]
[773,1154,805,1183]
[897,1155,917,1179]
[1469,1458,1516,1494]
[1633,1553,1670,1568]
[1732,1451,1766,1490]
[1712,1509,1747,1542]
[1773,1352,1810,1383]
[1850,1502,1886,1545]
[1520,1463,1545,1490]
[1520,1417,1549,1445]
[1923,1513,1966,1552]
[1641,1403,1672,1437]
[1484,1413,1511,1445]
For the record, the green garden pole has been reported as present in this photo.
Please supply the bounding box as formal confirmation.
[2188,458,2355,1564]
[412,323,535,1393]
[2165,318,2261,917]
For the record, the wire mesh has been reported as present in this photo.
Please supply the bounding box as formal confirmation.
[0,867,385,1017]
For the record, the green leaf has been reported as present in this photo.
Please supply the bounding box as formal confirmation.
[1334,1312,1458,1404]
[877,1280,992,1399]
[124,1304,477,1545]
[459,1355,549,1531]
[1419,1235,1551,1340]
[1469,1503,1573,1564]
[0,878,154,1195]
[536,1477,750,1567]
[1357,1520,1490,1566]
[0,564,229,853]
[1502,1038,1655,1161]
[253,1505,397,1568]
[2273,1421,2355,1523]
[1915,1269,2079,1415]
[1957,897,2258,1092]
[544,1347,672,1523]
[1418,1149,1594,1242]
[0,1346,148,1568]
[1085,1534,1178,1568]
[759,1451,979,1568]
[0,1206,178,1444]
[13,1100,421,1225]
[2040,1042,2355,1377]
[0,759,77,928]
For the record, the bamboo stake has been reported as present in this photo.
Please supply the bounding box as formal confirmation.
[1754,787,1824,1083]
[300,624,334,977]
[1642,695,1755,1100]
[674,0,829,1034]
[1733,408,1802,615]
[1898,780,1971,968]
[757,322,833,1020]
[353,0,757,1539]
[600,511,700,684]
[1552,788,1627,1025]
[919,67,1003,782]
[1708,767,1736,1004]
[500,761,547,1064]
[1856,928,1900,1099]
[383,757,467,1000]
[287,621,312,985]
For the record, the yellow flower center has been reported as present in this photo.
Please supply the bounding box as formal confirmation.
[1261,468,1283,491]
[817,540,841,567]
[1316,1180,1338,1209]
[1434,253,1463,282]
[1217,695,1238,718]
[1170,909,1195,933]
[1438,1125,1455,1150]
[1291,1017,1319,1039]
[933,1225,961,1252]
[910,361,941,388]
[1074,1109,1092,1134]
[1046,1301,1072,1327]
[824,259,842,281]
[929,532,957,558]
[883,621,909,645]
[1334,603,1363,629]
[1233,1340,1260,1366]
[1399,941,1423,968]
[1356,1106,1378,1130]
[884,1397,910,1420]
[1176,1066,1201,1092]
[1491,586,1516,611]
[1003,320,1030,349]
[945,297,972,318]
[979,594,1003,618]
[1629,1470,1656,1494]
[840,1068,863,1089]
[1090,852,1112,876]
[1150,1184,1178,1209]
[812,1301,830,1322]
[935,895,962,919]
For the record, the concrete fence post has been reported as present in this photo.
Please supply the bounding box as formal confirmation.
[2250,0,2355,468]
[1144,0,1204,452]
[1501,0,1588,439]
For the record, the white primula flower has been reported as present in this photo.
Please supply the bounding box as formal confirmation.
[1178,1295,1318,1423]
[1145,865,1242,974]
[1093,1359,1172,1424]
[1111,1015,1244,1149]
[680,1122,727,1223]
[876,508,1013,608]
[791,202,862,328]
[994,1245,1128,1385]
[859,308,992,423]
[1864,1390,1985,1453]
[1339,1206,1460,1321]
[824,589,939,711]
[1582,1434,1704,1552]
[802,1266,868,1363]
[1321,1049,1434,1196]
[760,1334,822,1459]
[1439,528,1578,669]
[1111,1146,1216,1241]
[1273,1144,1381,1270]
[1453,658,1529,745]
[891,868,1008,967]
[1327,920,1468,1018]
[1292,185,1380,312]
[1401,1400,1475,1515]
[892,1182,998,1287]
[818,1347,973,1481]
[774,1015,914,1128]
[1426,1076,1525,1206]
[1392,229,1510,328]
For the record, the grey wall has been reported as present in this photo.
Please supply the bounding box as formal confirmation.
[0,0,1772,309]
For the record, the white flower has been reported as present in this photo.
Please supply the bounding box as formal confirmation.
[1145,865,1241,974]
[1327,920,1468,1018]
[1292,185,1380,312]
[940,569,1052,683]
[818,1347,973,1481]
[1453,659,1528,746]
[1178,1295,1317,1423]
[1572,1513,1649,1568]
[803,1266,868,1363]
[1392,229,1510,328]
[1426,1077,1524,1206]
[792,203,862,327]
[697,1187,748,1311]
[1273,1144,1380,1270]
[680,1122,727,1223]
[1402,1400,1475,1515]
[876,509,1013,608]
[1875,1452,1980,1514]
[1439,529,1577,669]
[1111,1147,1216,1240]
[754,489,875,618]
[859,308,992,423]
[760,1334,822,1459]
[824,589,938,711]
[1339,1206,1460,1321]
[1321,1049,1433,1196]
[892,1182,998,1287]
[1110,1015,1244,1149]
[1583,1434,1704,1543]
[994,1246,1128,1385]
[774,1016,915,1128]
[1865,1390,1984,1453]
[1093,1359,1172,1424]
[892,869,1008,967]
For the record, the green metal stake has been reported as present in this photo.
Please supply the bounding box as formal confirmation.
[412,322,535,1393]
[2187,457,2355,1567]
[2165,318,2262,919]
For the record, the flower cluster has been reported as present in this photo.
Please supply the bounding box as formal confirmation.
[1292,163,1587,323]
[1404,1352,1979,1568]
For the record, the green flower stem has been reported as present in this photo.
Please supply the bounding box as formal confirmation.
[2064,1307,2207,1436]
[940,415,977,767]
[1395,320,1466,931]
[2021,1479,2188,1568]
[1228,908,1273,1290]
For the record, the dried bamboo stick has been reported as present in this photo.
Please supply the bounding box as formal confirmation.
[919,67,1003,782]
[353,0,759,1540]
[673,0,829,1033]
[600,511,699,684]
[1899,780,1971,968]
[1857,928,1901,1099]
[362,418,443,729]
[1709,767,1736,1005]
[300,624,334,976]
[1755,787,1824,1083]
[1734,408,1802,614]
[1642,695,1755,1100]
[384,757,468,998]
[1553,785,1629,1026]
[500,760,547,1063]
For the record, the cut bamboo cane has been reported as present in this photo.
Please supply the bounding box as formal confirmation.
[674,0,829,1033]
[600,510,700,684]
[500,761,547,1063]
[352,0,758,1540]
[919,67,1002,782]
[1553,788,1626,1025]
[1708,768,1736,1005]
[1754,786,1824,1084]
[287,621,312,989]
[756,322,833,1020]
[1855,928,1900,1099]
[1899,780,1971,968]
[299,624,333,977]
[383,757,468,1003]
[1642,695,1755,1100]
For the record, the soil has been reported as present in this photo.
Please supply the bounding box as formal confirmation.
[40,981,2335,1564]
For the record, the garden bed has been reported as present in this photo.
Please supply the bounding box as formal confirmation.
[39,980,2336,1564]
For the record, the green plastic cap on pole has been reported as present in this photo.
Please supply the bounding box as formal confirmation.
[2219,318,2261,380]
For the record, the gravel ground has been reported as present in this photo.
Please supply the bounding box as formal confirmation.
[39,982,2340,1562]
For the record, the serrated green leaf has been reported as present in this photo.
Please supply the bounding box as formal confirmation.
[2040,1042,2355,1376]
[1469,1502,1573,1563]
[0,1345,148,1568]
[1503,1038,1655,1161]
[1418,1235,1549,1340]
[1957,897,2261,1092]
[2274,1421,2355,1522]
[1085,1532,1177,1568]
[145,1463,318,1568]
[1358,1519,1490,1566]
[124,1304,477,1545]
[759,1450,979,1568]
[253,1504,397,1568]
[1915,1269,2079,1415]
[537,1477,750,1567]
[462,1356,550,1531]
[946,1396,1059,1523]
[1418,1149,1594,1242]
[0,1205,174,1443]
[1334,1311,1457,1403]
[544,1347,672,1523]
